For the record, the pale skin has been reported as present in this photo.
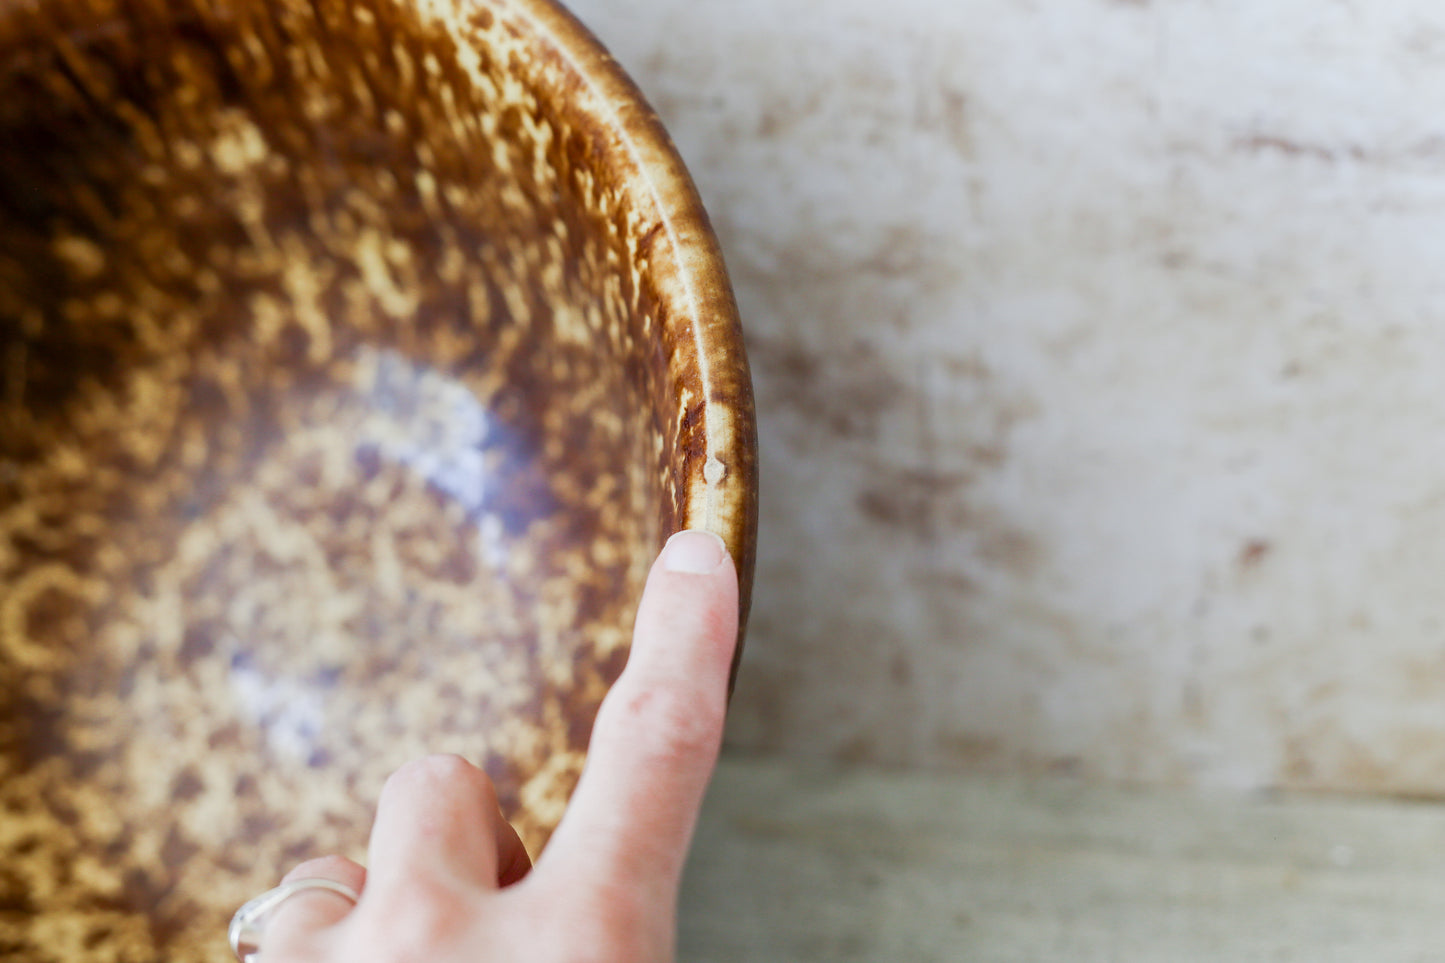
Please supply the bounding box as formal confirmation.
[257,529,738,962]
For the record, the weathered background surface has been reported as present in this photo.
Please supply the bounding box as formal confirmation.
[567,0,1445,796]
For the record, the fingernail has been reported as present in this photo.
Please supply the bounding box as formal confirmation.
[663,529,728,574]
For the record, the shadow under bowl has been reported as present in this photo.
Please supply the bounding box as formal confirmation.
[0,0,756,957]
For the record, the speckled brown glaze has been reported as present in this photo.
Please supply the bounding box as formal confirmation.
[0,0,756,957]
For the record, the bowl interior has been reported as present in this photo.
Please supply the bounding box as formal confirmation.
[0,0,728,957]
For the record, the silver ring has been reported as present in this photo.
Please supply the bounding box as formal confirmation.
[229,878,361,962]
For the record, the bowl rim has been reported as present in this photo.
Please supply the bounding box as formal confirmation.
[497,0,759,675]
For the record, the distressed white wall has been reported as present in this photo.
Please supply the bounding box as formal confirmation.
[567,0,1445,795]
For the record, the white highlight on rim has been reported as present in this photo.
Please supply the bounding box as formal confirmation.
[494,0,729,534]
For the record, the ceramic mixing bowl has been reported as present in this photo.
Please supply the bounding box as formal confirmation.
[0,0,756,956]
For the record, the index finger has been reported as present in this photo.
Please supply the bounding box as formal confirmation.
[537,530,738,900]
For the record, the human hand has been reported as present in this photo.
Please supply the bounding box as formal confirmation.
[239,529,739,962]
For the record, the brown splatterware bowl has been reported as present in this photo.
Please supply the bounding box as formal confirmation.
[0,0,756,957]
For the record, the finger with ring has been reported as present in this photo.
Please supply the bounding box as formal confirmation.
[229,878,360,962]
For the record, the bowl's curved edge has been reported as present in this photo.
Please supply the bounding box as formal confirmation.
[493,0,759,687]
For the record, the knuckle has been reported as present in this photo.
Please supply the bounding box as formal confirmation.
[388,754,496,804]
[398,752,473,782]
[605,685,724,761]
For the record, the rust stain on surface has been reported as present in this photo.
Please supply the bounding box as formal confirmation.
[1238,539,1272,570]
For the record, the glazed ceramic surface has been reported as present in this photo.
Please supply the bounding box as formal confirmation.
[0,0,756,957]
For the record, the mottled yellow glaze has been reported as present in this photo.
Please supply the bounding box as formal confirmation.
[0,0,756,958]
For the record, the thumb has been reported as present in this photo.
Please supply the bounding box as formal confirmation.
[538,530,738,901]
